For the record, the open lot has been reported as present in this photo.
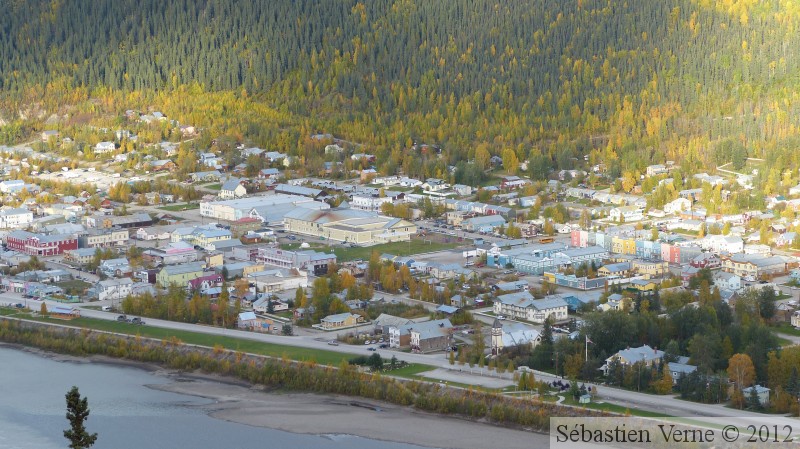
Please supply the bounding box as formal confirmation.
[158,203,200,212]
[280,237,464,262]
[17,313,356,366]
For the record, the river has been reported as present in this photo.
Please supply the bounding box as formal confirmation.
[0,346,430,449]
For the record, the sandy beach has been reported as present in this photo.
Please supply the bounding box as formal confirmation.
[153,379,549,449]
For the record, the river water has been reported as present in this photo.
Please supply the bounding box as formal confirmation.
[0,346,428,449]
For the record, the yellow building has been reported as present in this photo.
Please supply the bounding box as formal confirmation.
[205,252,224,268]
[631,260,668,277]
[598,262,631,278]
[319,312,363,330]
[622,239,636,255]
[629,279,658,294]
[241,264,265,277]
[284,208,416,244]
[156,262,206,287]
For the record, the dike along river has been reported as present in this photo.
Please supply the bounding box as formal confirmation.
[0,346,433,449]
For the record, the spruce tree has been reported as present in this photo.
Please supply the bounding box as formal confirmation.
[63,386,97,449]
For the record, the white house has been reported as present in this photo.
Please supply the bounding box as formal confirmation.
[700,235,744,254]
[714,271,742,292]
[422,178,449,192]
[95,278,134,302]
[609,206,644,223]
[0,208,33,229]
[646,164,668,177]
[219,178,247,200]
[351,194,395,212]
[741,385,771,406]
[492,291,568,324]
[792,310,800,329]
[664,198,691,215]
[94,141,116,154]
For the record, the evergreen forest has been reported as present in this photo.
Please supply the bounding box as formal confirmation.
[2,0,800,182]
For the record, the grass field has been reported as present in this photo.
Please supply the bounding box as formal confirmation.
[387,363,437,378]
[281,238,462,262]
[158,203,200,212]
[773,322,800,337]
[15,313,360,366]
[561,396,671,417]
[54,279,92,295]
[205,183,222,190]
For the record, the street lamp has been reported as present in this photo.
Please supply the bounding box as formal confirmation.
[637,354,645,392]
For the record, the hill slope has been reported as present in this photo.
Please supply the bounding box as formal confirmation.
[2,0,800,182]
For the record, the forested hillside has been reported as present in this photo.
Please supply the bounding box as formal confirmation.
[2,0,800,183]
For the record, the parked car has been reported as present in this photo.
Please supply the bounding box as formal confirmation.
[116,315,128,322]
[379,344,389,349]
[130,317,145,325]
[327,340,339,346]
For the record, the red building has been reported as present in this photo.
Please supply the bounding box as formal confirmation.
[690,253,721,269]
[187,274,223,291]
[5,231,78,256]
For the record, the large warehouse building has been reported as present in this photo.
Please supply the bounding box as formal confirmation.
[284,208,416,244]
[200,194,326,222]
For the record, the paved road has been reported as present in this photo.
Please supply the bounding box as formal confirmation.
[4,292,797,421]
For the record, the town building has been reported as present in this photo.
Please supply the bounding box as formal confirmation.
[5,231,78,256]
[284,208,416,244]
[219,177,247,200]
[463,215,506,232]
[142,241,198,266]
[246,268,308,292]
[721,254,789,280]
[389,319,453,350]
[609,206,644,223]
[94,141,116,154]
[94,278,134,302]
[63,248,101,266]
[492,291,569,323]
[601,345,664,375]
[237,311,274,333]
[373,314,414,335]
[84,213,153,229]
[741,385,771,406]
[410,320,454,352]
[0,208,33,229]
[255,247,336,276]
[156,262,206,287]
[319,312,362,330]
[99,258,131,277]
[201,194,322,222]
[490,319,541,354]
[78,229,129,248]
[229,217,262,238]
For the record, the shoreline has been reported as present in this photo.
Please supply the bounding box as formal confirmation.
[152,381,548,449]
[2,342,548,449]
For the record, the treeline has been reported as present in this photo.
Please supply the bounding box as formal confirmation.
[121,286,242,327]
[510,284,800,413]
[0,318,601,428]
[4,1,800,184]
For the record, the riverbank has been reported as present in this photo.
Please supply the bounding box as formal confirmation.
[0,317,600,441]
[3,341,546,449]
[155,381,548,449]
